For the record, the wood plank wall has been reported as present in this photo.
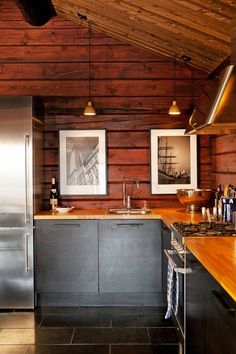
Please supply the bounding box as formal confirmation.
[39,106,212,209]
[211,135,236,188]
[0,0,212,209]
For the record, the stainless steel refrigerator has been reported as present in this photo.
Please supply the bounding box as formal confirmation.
[0,96,44,308]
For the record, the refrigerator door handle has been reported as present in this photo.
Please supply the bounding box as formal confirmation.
[24,233,30,272]
[24,134,30,224]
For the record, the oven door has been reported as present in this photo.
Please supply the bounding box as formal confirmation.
[164,247,193,354]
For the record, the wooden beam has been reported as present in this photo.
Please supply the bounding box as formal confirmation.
[14,0,56,26]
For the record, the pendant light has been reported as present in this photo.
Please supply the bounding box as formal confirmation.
[84,20,96,116]
[169,59,181,115]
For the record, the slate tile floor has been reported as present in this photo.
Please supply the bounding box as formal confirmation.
[0,307,179,354]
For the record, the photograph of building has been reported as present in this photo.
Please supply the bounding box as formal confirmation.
[66,136,99,186]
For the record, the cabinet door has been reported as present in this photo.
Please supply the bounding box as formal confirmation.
[99,220,162,293]
[35,220,98,293]
[206,285,236,354]
[186,251,236,354]
[0,229,34,308]
[186,253,210,354]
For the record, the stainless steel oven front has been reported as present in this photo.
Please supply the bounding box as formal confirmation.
[164,231,192,354]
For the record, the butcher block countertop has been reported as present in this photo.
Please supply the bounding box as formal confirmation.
[34,207,203,227]
[184,237,236,302]
[34,208,236,301]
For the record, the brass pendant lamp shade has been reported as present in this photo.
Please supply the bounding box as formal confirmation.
[84,21,96,116]
[169,59,181,115]
[169,100,181,115]
[84,101,96,115]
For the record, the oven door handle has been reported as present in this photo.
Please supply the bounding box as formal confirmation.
[164,249,193,274]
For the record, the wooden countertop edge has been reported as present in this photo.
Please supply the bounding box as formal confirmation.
[184,237,236,302]
[34,207,204,227]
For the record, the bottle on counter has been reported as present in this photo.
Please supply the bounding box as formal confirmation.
[215,184,223,220]
[49,177,58,210]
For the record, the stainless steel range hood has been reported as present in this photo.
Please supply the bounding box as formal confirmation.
[185,64,236,135]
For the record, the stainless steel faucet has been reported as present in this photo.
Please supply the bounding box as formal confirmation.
[122,179,140,209]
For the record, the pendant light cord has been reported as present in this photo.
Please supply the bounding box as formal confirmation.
[173,59,176,100]
[88,20,91,101]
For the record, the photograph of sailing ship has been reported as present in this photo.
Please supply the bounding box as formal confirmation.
[59,130,107,195]
[150,129,197,194]
[158,136,191,184]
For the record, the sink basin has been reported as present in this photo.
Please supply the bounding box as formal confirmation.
[108,208,152,215]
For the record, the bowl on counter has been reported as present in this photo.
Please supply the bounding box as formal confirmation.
[176,189,213,212]
[55,206,75,213]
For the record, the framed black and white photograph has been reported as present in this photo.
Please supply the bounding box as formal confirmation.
[59,130,107,195]
[150,129,197,194]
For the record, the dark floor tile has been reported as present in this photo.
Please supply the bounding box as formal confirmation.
[73,327,149,344]
[0,313,42,329]
[112,313,173,327]
[35,307,79,315]
[141,307,168,315]
[0,345,29,354]
[76,307,112,320]
[148,328,178,344]
[76,306,145,319]
[40,313,110,328]
[35,328,73,344]
[111,344,179,354]
[26,344,109,354]
[104,307,146,316]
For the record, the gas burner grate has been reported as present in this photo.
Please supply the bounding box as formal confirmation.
[171,222,236,237]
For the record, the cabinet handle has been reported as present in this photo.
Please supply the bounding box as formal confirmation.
[54,224,80,227]
[115,223,143,228]
[212,290,235,315]
[24,233,29,272]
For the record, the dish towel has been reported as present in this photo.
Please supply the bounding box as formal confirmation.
[165,259,179,319]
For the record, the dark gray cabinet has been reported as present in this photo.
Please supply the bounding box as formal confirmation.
[35,218,165,306]
[186,249,236,354]
[186,254,209,354]
[206,283,236,354]
[99,220,162,293]
[35,220,98,293]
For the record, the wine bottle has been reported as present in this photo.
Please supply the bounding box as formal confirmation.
[215,184,222,220]
[50,177,58,210]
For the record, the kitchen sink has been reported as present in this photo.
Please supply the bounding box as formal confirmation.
[108,208,152,215]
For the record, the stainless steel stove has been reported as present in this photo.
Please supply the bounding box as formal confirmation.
[171,221,236,240]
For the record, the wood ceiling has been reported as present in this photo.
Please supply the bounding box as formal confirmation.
[50,0,236,74]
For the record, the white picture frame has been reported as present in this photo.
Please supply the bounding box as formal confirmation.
[59,129,107,195]
[150,129,197,194]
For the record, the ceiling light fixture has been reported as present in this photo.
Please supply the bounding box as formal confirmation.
[84,20,96,116]
[169,59,181,115]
